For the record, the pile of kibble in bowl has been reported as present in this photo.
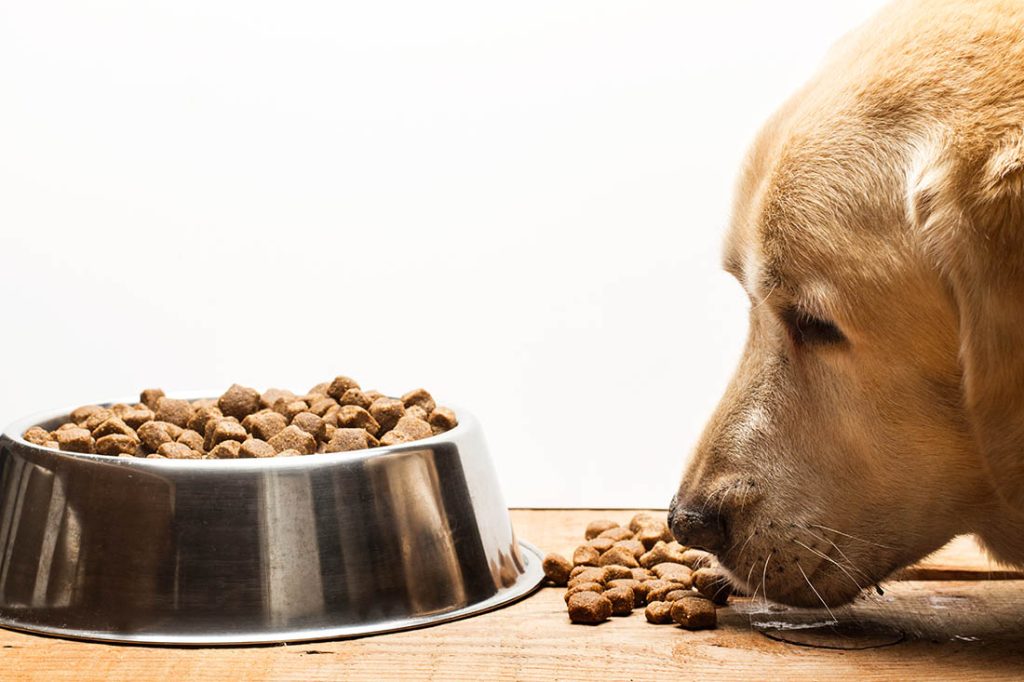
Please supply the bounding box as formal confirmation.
[21,376,457,459]
[542,513,734,629]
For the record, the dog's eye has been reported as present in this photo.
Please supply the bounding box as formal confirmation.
[781,307,846,347]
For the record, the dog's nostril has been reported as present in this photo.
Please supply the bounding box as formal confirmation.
[668,504,727,554]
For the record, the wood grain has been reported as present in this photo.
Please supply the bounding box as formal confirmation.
[2,509,1021,681]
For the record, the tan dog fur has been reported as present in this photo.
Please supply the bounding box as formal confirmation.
[673,0,1024,606]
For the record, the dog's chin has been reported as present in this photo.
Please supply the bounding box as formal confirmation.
[716,523,906,608]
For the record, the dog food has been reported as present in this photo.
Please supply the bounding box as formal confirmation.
[546,513,732,629]
[22,376,457,460]
[567,591,613,624]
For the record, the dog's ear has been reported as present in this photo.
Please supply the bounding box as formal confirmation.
[908,127,1024,511]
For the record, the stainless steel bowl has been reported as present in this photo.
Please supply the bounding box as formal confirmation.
[0,399,542,645]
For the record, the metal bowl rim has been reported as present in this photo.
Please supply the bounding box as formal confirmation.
[1,391,474,470]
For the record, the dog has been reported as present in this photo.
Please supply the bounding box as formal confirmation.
[668,0,1024,607]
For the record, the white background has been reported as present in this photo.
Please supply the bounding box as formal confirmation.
[0,0,889,508]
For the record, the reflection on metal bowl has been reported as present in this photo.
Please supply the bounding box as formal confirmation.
[0,401,542,644]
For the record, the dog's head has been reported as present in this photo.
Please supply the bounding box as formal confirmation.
[670,10,1024,607]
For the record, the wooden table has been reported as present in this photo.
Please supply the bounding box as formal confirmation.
[3,509,1023,680]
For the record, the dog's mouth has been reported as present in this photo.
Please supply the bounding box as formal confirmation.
[717,519,901,608]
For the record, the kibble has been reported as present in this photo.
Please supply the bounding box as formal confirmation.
[542,553,573,586]
[644,601,673,624]
[55,427,94,453]
[548,513,727,630]
[567,592,612,624]
[23,376,457,460]
[155,398,194,428]
[564,582,604,603]
[324,428,377,452]
[692,567,733,605]
[597,546,639,568]
[427,407,458,435]
[670,595,717,629]
[604,586,635,616]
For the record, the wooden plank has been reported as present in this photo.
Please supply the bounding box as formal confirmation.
[2,509,1022,681]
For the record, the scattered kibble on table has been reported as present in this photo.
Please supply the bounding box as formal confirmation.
[543,512,733,628]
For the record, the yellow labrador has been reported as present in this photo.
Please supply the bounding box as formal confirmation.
[669,0,1024,607]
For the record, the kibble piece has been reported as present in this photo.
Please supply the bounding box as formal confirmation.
[188,405,223,435]
[308,397,338,417]
[603,586,636,616]
[146,453,166,459]
[573,545,601,567]
[157,442,201,459]
[110,403,132,417]
[95,434,140,456]
[139,389,165,409]
[155,398,194,428]
[664,589,691,602]
[653,563,693,587]
[327,375,360,399]
[337,388,373,410]
[628,513,657,533]
[542,553,573,586]
[597,546,639,569]
[692,568,733,605]
[644,601,674,624]
[273,398,308,422]
[239,438,276,458]
[137,421,175,450]
[218,384,261,420]
[205,418,248,449]
[427,406,457,434]
[177,429,205,452]
[681,548,716,569]
[243,410,288,441]
[401,388,436,415]
[408,405,430,422]
[291,412,327,442]
[597,527,635,543]
[92,417,137,439]
[607,579,644,606]
[268,425,317,455]
[335,405,380,435]
[630,567,653,582]
[568,566,606,586]
[55,427,94,453]
[321,404,341,428]
[369,398,405,434]
[70,405,103,425]
[602,565,634,581]
[379,415,433,446]
[564,582,605,604]
[122,407,155,430]
[615,539,646,559]
[276,448,302,457]
[585,520,619,540]
[636,519,674,549]
[670,595,717,629]
[586,537,615,554]
[22,426,52,446]
[567,591,612,624]
[82,409,115,431]
[260,388,295,410]
[640,541,688,568]
[208,440,242,459]
[324,428,376,452]
[646,582,689,603]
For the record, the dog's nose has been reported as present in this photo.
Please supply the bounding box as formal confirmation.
[668,498,727,554]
